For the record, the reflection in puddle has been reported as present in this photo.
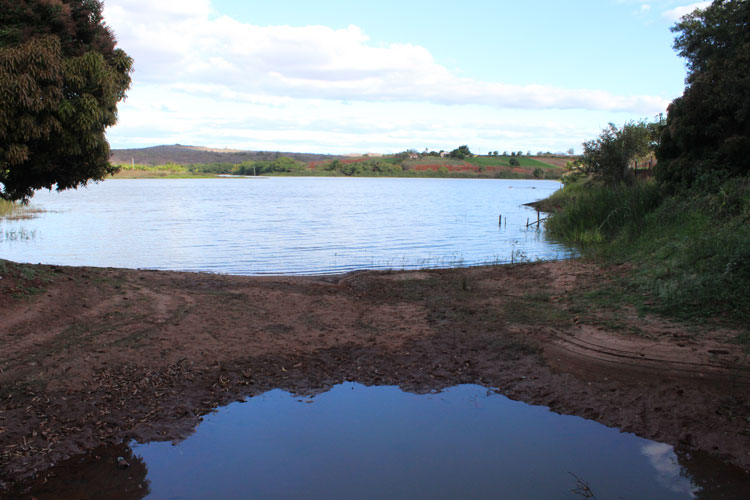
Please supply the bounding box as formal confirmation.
[10,384,750,499]
[642,442,699,496]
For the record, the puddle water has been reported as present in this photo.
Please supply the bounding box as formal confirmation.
[12,384,749,500]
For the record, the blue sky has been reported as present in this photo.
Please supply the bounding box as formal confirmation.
[103,0,709,155]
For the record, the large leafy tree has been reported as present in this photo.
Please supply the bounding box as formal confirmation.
[0,0,132,201]
[579,121,652,185]
[656,0,750,188]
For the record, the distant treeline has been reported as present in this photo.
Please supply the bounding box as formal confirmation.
[188,157,306,175]
[116,155,564,180]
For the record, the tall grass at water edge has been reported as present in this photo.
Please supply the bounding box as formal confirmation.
[545,181,663,246]
[0,199,18,217]
[0,199,45,220]
[545,177,750,325]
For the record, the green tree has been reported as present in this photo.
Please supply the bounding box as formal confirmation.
[269,156,303,172]
[449,145,472,159]
[509,158,520,167]
[0,0,132,201]
[580,122,651,185]
[656,0,750,188]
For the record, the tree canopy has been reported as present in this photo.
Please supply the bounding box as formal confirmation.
[449,145,472,159]
[578,121,653,185]
[0,0,132,201]
[656,0,750,188]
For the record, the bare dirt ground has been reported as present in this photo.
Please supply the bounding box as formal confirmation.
[1,259,749,492]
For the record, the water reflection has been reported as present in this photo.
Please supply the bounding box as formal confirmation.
[9,443,149,500]
[1,228,37,242]
[642,442,699,497]
[9,384,749,500]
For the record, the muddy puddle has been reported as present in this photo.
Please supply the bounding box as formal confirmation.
[9,384,749,499]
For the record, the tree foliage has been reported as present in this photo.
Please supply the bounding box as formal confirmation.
[0,0,132,201]
[656,0,750,188]
[579,121,652,185]
[449,145,472,159]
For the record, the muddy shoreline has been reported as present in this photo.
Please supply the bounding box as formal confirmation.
[1,259,749,491]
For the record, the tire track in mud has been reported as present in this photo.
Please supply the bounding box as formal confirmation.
[544,326,750,386]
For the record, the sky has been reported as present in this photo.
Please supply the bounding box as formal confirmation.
[102,0,711,155]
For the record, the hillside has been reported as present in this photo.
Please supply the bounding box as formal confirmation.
[110,145,342,166]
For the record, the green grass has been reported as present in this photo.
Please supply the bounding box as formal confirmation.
[404,157,467,166]
[0,259,54,298]
[111,163,207,179]
[545,176,750,326]
[466,156,557,169]
[545,180,663,246]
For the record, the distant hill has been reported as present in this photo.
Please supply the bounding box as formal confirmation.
[111,145,343,166]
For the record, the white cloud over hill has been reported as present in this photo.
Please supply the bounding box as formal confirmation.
[103,0,673,153]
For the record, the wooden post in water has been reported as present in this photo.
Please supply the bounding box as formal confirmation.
[498,214,502,226]
[537,210,540,225]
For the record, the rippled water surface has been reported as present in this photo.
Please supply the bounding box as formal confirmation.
[14,384,749,500]
[1,178,572,274]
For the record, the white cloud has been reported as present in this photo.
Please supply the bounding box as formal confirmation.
[662,2,711,22]
[102,0,672,153]
[110,83,607,154]
[104,0,668,114]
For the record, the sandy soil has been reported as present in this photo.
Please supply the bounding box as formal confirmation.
[1,259,748,491]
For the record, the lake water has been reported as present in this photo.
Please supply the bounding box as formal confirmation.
[1,177,572,274]
[13,383,749,500]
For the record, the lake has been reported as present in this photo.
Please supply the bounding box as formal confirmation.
[1,177,572,274]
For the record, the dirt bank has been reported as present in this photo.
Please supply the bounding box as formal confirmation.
[1,259,748,491]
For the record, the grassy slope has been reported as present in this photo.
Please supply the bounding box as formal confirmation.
[465,156,557,168]
[543,177,750,329]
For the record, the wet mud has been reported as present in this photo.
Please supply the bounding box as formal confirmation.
[1,259,748,492]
